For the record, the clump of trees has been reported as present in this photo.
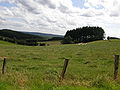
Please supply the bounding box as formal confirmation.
[62,26,105,44]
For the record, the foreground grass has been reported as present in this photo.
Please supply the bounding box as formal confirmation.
[0,40,120,89]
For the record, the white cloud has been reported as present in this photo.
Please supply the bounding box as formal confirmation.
[0,0,120,37]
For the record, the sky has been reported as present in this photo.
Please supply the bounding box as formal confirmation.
[0,0,120,37]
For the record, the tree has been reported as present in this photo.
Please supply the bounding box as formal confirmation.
[61,36,73,44]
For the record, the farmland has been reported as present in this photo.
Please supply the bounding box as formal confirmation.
[0,40,120,90]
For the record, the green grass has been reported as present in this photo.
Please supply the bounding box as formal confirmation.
[0,40,120,90]
[39,40,61,46]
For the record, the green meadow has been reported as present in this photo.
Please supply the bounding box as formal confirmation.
[0,40,120,90]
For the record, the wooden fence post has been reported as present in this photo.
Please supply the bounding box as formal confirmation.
[60,59,69,80]
[114,55,119,80]
[2,58,6,74]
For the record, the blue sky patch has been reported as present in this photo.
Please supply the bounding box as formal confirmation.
[0,2,16,7]
[71,0,85,8]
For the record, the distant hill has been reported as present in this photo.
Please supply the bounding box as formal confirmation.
[109,37,120,39]
[0,29,64,46]
[0,29,45,46]
[22,32,63,39]
[0,29,44,40]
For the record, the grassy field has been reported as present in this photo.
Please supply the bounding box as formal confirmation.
[39,40,62,46]
[0,40,120,90]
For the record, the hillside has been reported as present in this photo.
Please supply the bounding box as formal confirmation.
[0,29,46,45]
[0,40,120,89]
[0,29,44,40]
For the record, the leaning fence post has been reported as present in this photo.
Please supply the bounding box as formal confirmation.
[60,59,69,80]
[114,55,119,80]
[2,58,6,74]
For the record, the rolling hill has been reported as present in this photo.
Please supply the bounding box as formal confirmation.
[0,29,45,45]
[0,29,44,40]
[22,31,63,39]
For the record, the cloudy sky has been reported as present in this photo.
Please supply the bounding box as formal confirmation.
[0,0,120,37]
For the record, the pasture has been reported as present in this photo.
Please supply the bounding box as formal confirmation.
[0,40,120,90]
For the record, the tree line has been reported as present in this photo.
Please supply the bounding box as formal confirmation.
[62,26,105,44]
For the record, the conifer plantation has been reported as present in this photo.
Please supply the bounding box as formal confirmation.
[62,26,105,44]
